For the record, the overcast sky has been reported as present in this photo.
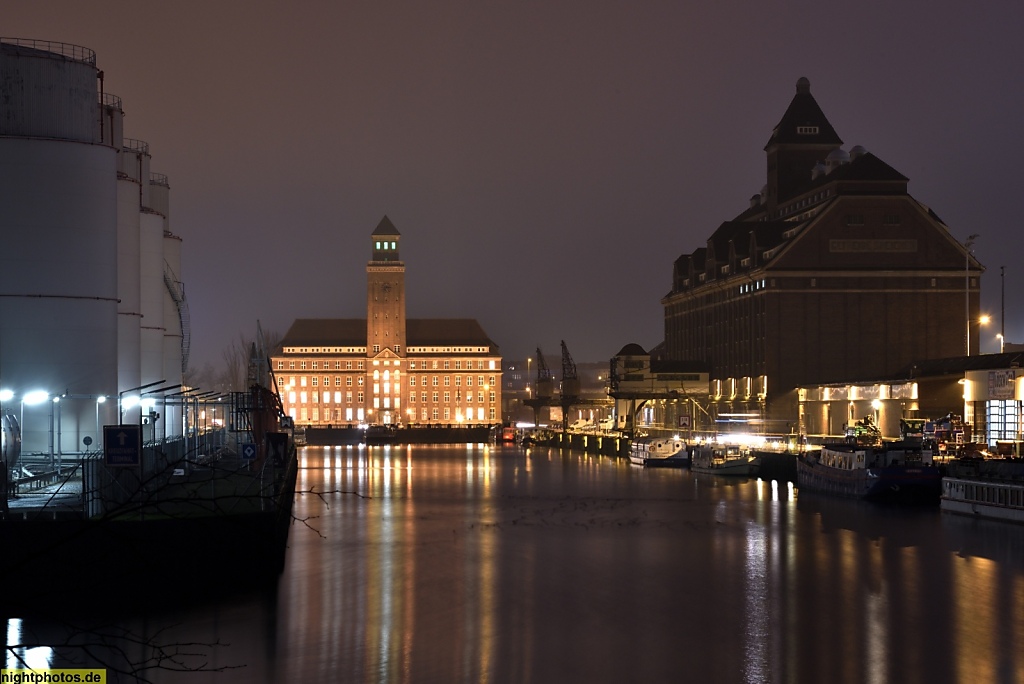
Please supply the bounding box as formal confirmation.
[8,1,1024,369]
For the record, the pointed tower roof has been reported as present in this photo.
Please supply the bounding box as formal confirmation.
[764,77,843,149]
[372,215,400,236]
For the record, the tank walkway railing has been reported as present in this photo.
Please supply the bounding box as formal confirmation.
[0,38,96,65]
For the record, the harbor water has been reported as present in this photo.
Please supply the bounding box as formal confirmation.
[6,444,1023,683]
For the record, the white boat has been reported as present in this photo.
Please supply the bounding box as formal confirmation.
[941,476,1024,524]
[691,444,760,476]
[629,437,687,467]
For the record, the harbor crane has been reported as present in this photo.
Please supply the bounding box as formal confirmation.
[559,340,580,431]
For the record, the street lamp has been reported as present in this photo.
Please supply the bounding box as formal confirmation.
[997,333,1005,354]
[965,234,978,356]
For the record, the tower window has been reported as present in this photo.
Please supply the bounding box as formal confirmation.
[796,126,819,135]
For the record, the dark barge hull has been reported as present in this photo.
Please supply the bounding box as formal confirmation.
[796,457,941,502]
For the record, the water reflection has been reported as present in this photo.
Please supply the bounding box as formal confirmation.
[4,445,1022,683]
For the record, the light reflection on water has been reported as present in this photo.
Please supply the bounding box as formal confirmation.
[7,444,1024,683]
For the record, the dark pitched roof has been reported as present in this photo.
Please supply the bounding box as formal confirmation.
[278,318,499,352]
[279,319,366,348]
[817,152,907,185]
[372,215,400,236]
[406,319,498,350]
[615,343,648,357]
[764,77,843,149]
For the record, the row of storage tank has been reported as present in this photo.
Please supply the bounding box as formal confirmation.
[0,38,188,454]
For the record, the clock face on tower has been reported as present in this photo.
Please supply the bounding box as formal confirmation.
[382,283,391,294]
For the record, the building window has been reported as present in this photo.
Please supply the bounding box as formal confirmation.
[796,125,819,135]
[410,376,417,386]
[346,361,353,369]
[444,391,450,403]
[289,361,295,370]
[422,408,428,421]
[432,408,439,420]
[409,392,415,403]
[455,360,462,370]
[432,376,439,386]
[444,377,451,386]
[358,361,364,370]
[489,408,496,421]
[394,345,401,353]
[432,392,439,403]
[410,361,417,369]
[373,345,380,353]
[312,377,318,387]
[489,391,495,403]
[845,214,865,226]
[335,361,342,370]
[358,391,364,403]
[300,391,307,404]
[345,391,352,403]
[358,377,364,386]
[312,361,318,370]
[277,361,284,370]
[444,408,451,421]
[300,376,307,387]
[300,361,307,370]
[444,360,450,370]
[467,376,473,386]
[421,392,427,403]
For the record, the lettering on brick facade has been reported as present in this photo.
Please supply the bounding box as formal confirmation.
[829,239,917,253]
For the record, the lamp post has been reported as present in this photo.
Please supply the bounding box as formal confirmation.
[965,234,978,356]
[997,333,1005,354]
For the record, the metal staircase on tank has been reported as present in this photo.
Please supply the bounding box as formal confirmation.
[163,260,191,373]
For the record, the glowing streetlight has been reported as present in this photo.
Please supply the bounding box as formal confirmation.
[965,234,978,355]
[997,333,1005,354]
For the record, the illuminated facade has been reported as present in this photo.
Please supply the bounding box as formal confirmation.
[662,78,981,422]
[273,217,502,427]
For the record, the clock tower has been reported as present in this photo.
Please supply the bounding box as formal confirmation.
[366,215,406,357]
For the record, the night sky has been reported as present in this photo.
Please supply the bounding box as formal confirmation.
[8,1,1024,369]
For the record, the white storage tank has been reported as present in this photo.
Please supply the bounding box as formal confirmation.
[154,173,187,438]
[116,138,145,424]
[0,39,118,453]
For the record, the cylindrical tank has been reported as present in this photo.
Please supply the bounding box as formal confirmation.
[0,40,118,452]
[157,173,185,438]
[117,141,144,423]
[0,39,100,143]
[139,210,166,389]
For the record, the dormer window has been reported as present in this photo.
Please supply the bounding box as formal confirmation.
[796,126,819,135]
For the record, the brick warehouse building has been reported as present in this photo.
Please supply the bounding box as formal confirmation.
[273,217,502,427]
[661,78,982,427]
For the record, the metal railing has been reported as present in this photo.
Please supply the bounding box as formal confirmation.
[0,38,96,65]
[100,92,123,110]
[122,138,150,155]
[150,172,169,186]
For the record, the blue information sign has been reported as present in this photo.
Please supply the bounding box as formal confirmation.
[241,443,258,460]
[104,424,142,467]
